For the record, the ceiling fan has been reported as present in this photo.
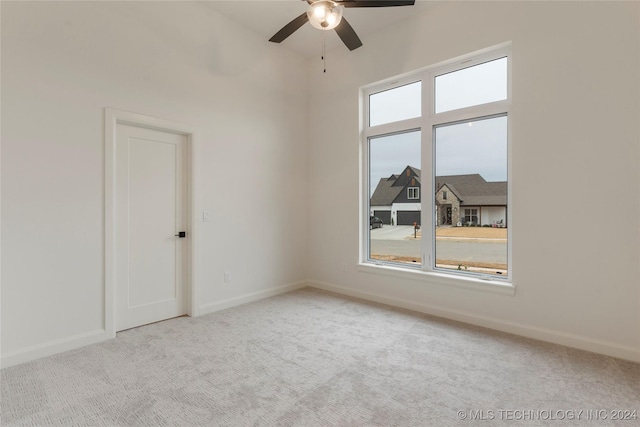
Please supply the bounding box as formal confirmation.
[269,0,416,51]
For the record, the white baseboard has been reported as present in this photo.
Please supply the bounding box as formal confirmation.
[308,280,640,363]
[5,280,636,368]
[1,281,306,369]
[1,329,108,369]
[198,280,307,316]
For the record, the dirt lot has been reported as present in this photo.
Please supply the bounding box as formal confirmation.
[371,254,506,272]
[402,226,508,240]
[436,226,507,239]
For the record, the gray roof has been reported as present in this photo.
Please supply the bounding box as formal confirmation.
[435,174,507,206]
[407,166,421,178]
[370,177,403,206]
[371,167,506,206]
[438,182,464,201]
[370,165,421,206]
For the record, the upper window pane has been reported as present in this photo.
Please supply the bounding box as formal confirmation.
[369,82,421,127]
[435,57,507,113]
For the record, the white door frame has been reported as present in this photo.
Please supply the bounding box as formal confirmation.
[105,108,200,339]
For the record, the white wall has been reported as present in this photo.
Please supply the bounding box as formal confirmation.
[307,1,640,361]
[1,1,308,365]
[2,1,639,367]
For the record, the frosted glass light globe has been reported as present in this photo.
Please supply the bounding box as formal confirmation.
[307,1,344,30]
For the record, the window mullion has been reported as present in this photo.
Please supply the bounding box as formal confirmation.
[432,101,509,126]
[364,117,422,139]
[421,70,435,272]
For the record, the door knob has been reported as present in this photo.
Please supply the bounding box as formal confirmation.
[175,231,186,238]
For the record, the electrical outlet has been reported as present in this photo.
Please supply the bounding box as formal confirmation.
[224,272,231,282]
[203,211,211,222]
[342,263,347,272]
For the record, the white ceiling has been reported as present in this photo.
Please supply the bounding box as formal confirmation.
[199,0,436,58]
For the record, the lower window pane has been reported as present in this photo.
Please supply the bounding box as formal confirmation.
[369,131,422,266]
[434,116,508,276]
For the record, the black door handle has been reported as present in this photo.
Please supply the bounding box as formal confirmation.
[175,231,186,238]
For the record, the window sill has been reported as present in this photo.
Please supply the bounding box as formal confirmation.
[356,263,515,296]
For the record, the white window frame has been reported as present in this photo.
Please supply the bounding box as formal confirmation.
[359,43,514,295]
[407,187,420,200]
[464,208,479,224]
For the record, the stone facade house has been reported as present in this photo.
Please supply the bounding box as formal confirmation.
[371,166,507,227]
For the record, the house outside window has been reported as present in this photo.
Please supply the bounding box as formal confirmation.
[362,44,511,285]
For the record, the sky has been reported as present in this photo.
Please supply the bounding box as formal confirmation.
[369,131,420,195]
[368,57,508,196]
[435,115,507,181]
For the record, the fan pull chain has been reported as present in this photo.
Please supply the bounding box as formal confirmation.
[322,28,326,73]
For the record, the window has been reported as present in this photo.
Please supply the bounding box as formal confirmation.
[369,130,421,265]
[369,81,421,126]
[435,57,507,113]
[464,209,478,224]
[362,45,511,284]
[434,115,507,276]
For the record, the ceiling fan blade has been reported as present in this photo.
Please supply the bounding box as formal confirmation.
[335,16,363,51]
[269,13,309,43]
[337,0,415,7]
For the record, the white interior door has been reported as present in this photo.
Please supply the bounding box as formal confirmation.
[115,123,188,331]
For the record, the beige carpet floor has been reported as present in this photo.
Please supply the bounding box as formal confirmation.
[1,287,639,426]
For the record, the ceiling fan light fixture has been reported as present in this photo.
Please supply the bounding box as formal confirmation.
[307,1,344,30]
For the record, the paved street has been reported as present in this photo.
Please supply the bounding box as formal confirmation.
[369,226,419,240]
[370,226,507,265]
